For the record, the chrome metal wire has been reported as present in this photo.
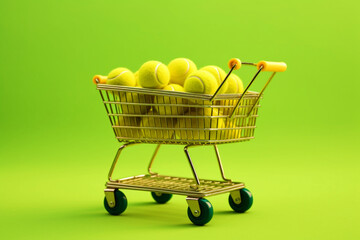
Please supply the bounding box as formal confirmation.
[97,85,261,145]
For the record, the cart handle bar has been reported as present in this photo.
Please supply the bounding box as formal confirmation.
[210,58,287,119]
[93,75,107,84]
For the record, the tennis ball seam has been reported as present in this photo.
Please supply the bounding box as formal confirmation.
[154,62,161,85]
[213,66,221,83]
[108,70,129,80]
[184,59,190,74]
[178,59,190,78]
[191,75,205,92]
[170,59,191,78]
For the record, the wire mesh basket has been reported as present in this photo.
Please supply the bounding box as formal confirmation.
[97,84,261,145]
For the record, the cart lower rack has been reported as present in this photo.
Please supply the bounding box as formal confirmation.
[94,58,287,225]
[106,174,245,198]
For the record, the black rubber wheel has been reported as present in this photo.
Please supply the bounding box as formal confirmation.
[187,198,213,226]
[104,189,128,215]
[151,192,173,204]
[229,188,253,213]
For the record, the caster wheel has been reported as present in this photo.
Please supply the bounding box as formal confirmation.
[151,192,172,204]
[229,188,253,213]
[187,198,213,226]
[104,189,128,215]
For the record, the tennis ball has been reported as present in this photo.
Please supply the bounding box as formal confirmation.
[140,110,177,139]
[154,84,186,115]
[217,73,244,115]
[225,120,242,140]
[138,61,170,89]
[107,68,136,86]
[183,70,219,95]
[201,66,228,94]
[111,71,153,114]
[163,84,184,92]
[196,107,224,116]
[134,71,141,87]
[114,116,142,138]
[175,108,225,140]
[117,92,151,115]
[225,73,244,93]
[168,58,197,86]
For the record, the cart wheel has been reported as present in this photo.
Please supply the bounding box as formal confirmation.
[151,192,172,204]
[228,188,253,213]
[187,198,213,226]
[104,189,128,215]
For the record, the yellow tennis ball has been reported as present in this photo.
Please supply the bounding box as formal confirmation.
[214,72,243,116]
[196,107,223,116]
[154,84,186,115]
[225,120,242,140]
[140,110,176,139]
[225,73,244,93]
[134,71,141,87]
[208,110,226,141]
[163,84,184,92]
[114,116,142,138]
[138,61,170,89]
[184,70,218,95]
[201,66,228,94]
[176,116,198,140]
[213,72,244,115]
[175,108,225,140]
[107,67,136,86]
[168,58,197,86]
[118,92,151,115]
[118,69,151,114]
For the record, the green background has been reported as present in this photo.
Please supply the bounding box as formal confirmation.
[1,0,359,239]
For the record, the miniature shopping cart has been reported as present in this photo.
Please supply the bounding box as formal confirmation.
[93,58,287,225]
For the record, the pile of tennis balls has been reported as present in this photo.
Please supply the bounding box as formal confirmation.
[107,58,243,94]
[106,58,244,140]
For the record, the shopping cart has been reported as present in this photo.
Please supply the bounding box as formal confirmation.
[93,58,287,225]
